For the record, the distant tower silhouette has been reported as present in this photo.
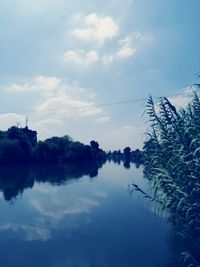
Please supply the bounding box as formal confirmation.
[25,115,28,128]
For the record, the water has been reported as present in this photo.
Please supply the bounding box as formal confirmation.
[0,162,177,267]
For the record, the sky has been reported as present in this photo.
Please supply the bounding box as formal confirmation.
[0,0,199,150]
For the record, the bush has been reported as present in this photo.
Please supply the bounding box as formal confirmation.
[143,93,200,266]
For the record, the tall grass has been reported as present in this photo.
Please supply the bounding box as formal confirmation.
[143,92,200,267]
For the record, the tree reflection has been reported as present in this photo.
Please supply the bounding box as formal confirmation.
[0,160,105,202]
[106,148,143,168]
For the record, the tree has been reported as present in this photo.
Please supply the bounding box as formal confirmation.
[0,139,24,164]
[123,146,131,159]
[90,140,99,150]
[32,141,59,163]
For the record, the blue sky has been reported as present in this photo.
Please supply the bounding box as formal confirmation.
[0,0,199,150]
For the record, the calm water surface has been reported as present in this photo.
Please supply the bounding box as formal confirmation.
[0,162,178,267]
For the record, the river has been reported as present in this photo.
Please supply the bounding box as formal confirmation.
[0,162,180,267]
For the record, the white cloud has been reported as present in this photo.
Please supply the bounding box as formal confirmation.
[163,86,196,109]
[95,116,110,123]
[0,113,25,129]
[168,95,192,108]
[64,35,137,65]
[64,50,99,65]
[36,95,102,119]
[6,77,95,101]
[154,87,195,114]
[183,85,199,94]
[102,35,138,64]
[103,124,144,150]
[6,76,61,97]
[169,96,191,108]
[2,76,108,140]
[66,11,146,66]
[115,36,136,59]
[71,13,119,44]
[31,118,64,140]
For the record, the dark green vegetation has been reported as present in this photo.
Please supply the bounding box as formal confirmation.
[107,147,143,168]
[143,92,200,267]
[0,126,143,167]
[0,126,106,164]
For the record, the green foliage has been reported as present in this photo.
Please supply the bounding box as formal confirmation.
[143,93,200,267]
[123,146,131,156]
[32,141,59,163]
[0,126,106,164]
[0,126,37,164]
[0,139,23,164]
[90,140,99,150]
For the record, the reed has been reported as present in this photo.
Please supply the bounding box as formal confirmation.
[143,92,200,267]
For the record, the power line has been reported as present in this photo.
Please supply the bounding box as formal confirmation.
[0,98,146,114]
[0,85,197,115]
[0,98,145,115]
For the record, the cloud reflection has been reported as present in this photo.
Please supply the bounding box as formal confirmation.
[92,191,107,198]
[30,196,99,220]
[0,223,51,241]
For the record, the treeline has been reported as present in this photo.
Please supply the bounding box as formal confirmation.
[107,147,143,168]
[0,126,106,164]
[143,93,200,267]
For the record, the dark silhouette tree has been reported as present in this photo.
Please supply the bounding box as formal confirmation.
[123,146,131,159]
[90,140,99,150]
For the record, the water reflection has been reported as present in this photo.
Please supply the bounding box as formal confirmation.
[128,181,199,267]
[0,160,105,202]
[0,162,182,267]
[107,157,142,170]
